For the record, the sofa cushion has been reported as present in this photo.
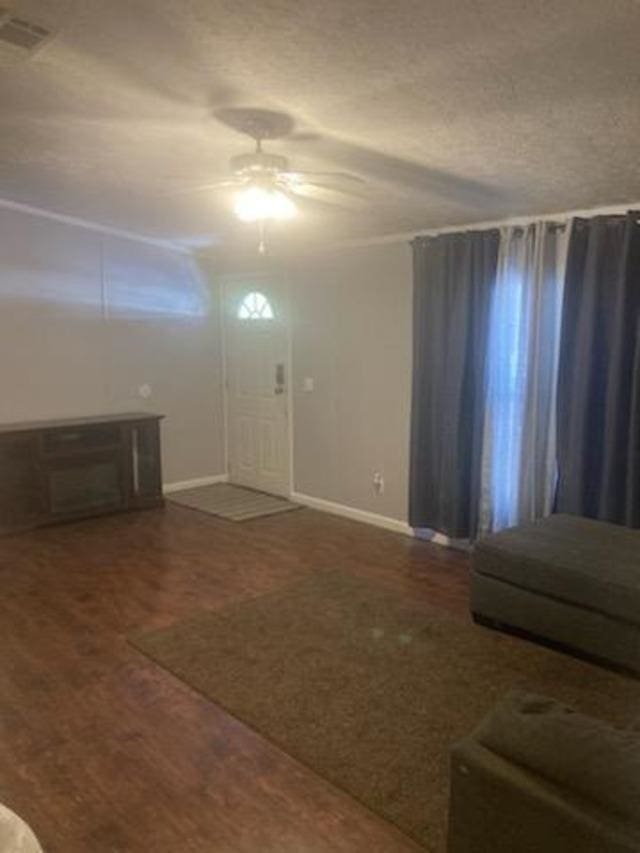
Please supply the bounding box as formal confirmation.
[473,514,640,626]
[473,690,640,825]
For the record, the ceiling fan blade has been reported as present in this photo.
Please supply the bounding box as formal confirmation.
[165,178,243,196]
[284,170,366,186]
[286,182,367,210]
[281,172,368,205]
[300,180,368,201]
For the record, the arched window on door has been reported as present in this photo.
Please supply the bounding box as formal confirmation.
[237,291,274,320]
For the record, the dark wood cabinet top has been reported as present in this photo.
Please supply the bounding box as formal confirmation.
[0,412,164,435]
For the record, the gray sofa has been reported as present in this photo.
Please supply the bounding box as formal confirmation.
[447,690,640,853]
[471,513,640,673]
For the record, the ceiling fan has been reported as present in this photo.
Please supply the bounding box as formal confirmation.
[182,108,366,252]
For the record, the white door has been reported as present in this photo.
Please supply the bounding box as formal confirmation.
[224,278,290,497]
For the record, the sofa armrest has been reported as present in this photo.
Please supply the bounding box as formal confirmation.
[447,738,640,853]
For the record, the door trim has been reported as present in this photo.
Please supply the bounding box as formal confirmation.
[220,272,294,497]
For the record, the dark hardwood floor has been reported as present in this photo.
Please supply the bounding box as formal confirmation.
[0,503,469,852]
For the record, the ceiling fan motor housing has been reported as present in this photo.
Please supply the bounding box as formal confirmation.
[230,151,289,178]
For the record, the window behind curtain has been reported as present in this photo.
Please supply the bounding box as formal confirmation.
[480,222,568,535]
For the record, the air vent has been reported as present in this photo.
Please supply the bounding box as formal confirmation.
[0,8,51,50]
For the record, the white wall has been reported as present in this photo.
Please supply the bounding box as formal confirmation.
[0,207,225,484]
[289,242,413,522]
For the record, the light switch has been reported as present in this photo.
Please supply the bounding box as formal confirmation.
[303,377,315,392]
[138,384,152,399]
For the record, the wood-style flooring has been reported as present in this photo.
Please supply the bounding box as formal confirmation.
[0,504,469,852]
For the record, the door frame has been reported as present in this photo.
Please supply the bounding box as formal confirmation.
[219,271,294,497]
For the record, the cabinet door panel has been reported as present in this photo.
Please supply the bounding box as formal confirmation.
[0,435,43,533]
[131,422,163,503]
[46,452,125,517]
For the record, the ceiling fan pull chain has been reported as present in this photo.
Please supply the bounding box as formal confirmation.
[258,220,267,255]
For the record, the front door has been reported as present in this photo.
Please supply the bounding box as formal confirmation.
[224,278,290,497]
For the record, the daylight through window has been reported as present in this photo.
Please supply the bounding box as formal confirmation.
[237,291,274,320]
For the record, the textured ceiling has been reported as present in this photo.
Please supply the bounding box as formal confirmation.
[0,0,639,253]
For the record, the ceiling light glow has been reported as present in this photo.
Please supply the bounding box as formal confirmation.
[233,185,297,223]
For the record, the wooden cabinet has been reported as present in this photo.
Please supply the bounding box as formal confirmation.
[0,413,164,535]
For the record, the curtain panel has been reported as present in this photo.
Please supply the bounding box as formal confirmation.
[479,222,568,534]
[409,230,499,538]
[556,212,640,527]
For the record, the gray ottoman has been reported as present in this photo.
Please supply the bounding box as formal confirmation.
[471,514,640,673]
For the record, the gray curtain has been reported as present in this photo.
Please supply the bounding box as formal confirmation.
[409,230,499,538]
[556,212,640,527]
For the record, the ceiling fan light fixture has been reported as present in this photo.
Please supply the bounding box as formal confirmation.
[233,185,297,223]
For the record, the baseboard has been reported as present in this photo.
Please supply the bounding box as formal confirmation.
[290,491,413,536]
[163,473,228,495]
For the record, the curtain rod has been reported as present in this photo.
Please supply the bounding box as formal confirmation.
[412,220,568,243]
[509,221,567,233]
[417,212,640,241]
[288,202,640,258]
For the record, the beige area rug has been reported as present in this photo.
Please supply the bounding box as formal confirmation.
[168,482,300,522]
[131,571,640,851]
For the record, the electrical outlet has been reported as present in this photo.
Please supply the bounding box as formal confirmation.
[373,471,384,494]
